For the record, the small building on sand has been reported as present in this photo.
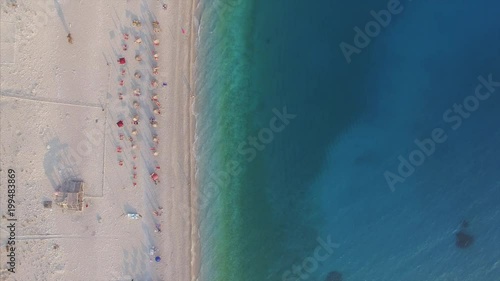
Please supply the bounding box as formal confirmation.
[54,180,85,211]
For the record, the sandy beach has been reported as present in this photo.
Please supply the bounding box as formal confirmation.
[0,0,198,280]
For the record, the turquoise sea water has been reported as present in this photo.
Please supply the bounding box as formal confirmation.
[196,0,500,280]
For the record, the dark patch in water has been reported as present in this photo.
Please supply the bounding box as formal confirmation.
[353,150,377,165]
[325,271,343,281]
[455,231,474,249]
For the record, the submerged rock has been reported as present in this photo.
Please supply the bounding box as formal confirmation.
[325,271,343,281]
[456,231,474,248]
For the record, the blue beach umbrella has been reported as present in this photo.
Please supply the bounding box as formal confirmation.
[155,256,161,262]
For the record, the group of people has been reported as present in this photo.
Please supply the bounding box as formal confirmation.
[114,16,167,264]
[115,18,164,182]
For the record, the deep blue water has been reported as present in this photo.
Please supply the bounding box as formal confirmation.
[196,0,500,280]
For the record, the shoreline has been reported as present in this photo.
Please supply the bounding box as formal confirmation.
[156,0,200,279]
[188,0,201,279]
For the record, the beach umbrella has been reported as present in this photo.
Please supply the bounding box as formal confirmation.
[155,256,161,262]
[151,173,159,181]
[118,57,126,64]
[116,120,124,127]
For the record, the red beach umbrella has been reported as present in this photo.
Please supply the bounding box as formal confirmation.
[151,172,159,181]
[118,57,126,64]
[116,120,124,127]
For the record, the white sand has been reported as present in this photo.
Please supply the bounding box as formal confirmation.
[0,0,198,280]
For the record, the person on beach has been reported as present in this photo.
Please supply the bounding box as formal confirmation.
[154,224,161,233]
[150,120,158,128]
[67,33,73,44]
[149,246,158,256]
[151,172,159,184]
[132,20,141,27]
[153,21,161,33]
